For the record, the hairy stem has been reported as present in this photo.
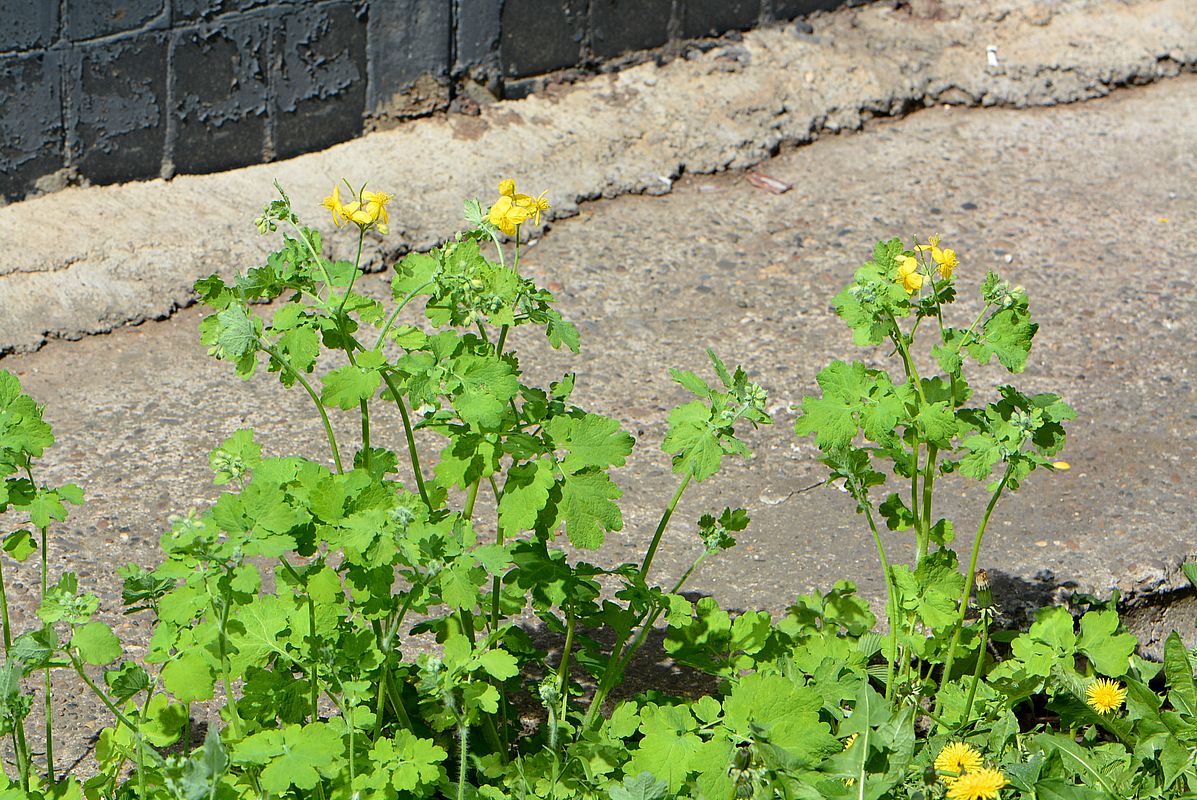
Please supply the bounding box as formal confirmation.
[280,559,321,721]
[38,524,53,779]
[960,614,990,726]
[557,610,577,727]
[860,501,899,701]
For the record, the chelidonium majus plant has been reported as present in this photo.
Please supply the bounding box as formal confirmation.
[6,180,1197,800]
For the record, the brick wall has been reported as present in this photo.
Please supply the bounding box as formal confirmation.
[0,0,849,202]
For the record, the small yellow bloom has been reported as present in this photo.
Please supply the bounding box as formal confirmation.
[514,191,551,225]
[1052,461,1071,470]
[935,742,984,777]
[934,247,959,279]
[1086,678,1127,714]
[322,186,345,226]
[945,767,1007,800]
[498,179,516,198]
[488,195,530,236]
[897,254,923,294]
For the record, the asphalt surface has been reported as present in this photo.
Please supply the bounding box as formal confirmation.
[0,5,1194,772]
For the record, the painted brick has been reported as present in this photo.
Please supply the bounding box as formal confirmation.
[0,51,63,200]
[274,2,366,159]
[681,0,761,38]
[772,0,844,19]
[64,0,164,41]
[72,33,167,185]
[590,0,671,58]
[454,0,501,75]
[0,0,58,52]
[173,0,276,22]
[367,0,450,116]
[500,0,586,78]
[171,17,269,174]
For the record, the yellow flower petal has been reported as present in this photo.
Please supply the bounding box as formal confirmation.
[935,742,984,776]
[321,186,344,226]
[498,179,516,197]
[1086,678,1126,714]
[945,767,1006,800]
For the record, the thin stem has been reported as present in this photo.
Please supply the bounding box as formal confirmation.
[260,342,344,473]
[938,467,1011,698]
[0,557,29,790]
[557,610,576,727]
[280,559,321,721]
[639,473,692,581]
[379,371,431,508]
[960,614,990,726]
[860,501,899,701]
[37,524,53,779]
[910,443,923,562]
[920,444,938,564]
[488,476,505,633]
[68,652,144,741]
[359,399,372,472]
[464,480,482,521]
[456,717,470,800]
[373,281,435,351]
[214,590,245,739]
[0,556,11,650]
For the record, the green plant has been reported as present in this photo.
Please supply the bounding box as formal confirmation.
[2,185,1196,800]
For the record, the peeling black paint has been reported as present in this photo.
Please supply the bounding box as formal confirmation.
[0,0,852,202]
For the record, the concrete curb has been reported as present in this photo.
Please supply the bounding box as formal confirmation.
[1,0,1193,356]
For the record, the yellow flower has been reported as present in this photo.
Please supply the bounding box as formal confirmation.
[945,767,1007,800]
[843,733,858,750]
[1086,678,1127,714]
[322,186,345,226]
[514,190,551,225]
[915,236,959,279]
[361,190,392,234]
[488,195,530,236]
[897,254,923,294]
[935,742,984,777]
[498,179,516,198]
[1052,461,1071,470]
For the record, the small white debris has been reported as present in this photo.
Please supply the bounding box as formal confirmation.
[987,45,1000,67]
[657,175,673,187]
[1004,253,1013,263]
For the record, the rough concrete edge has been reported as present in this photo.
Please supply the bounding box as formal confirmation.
[0,0,1193,350]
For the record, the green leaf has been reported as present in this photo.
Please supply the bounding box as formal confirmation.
[625,705,703,792]
[967,306,1038,373]
[2,530,35,562]
[215,305,259,359]
[321,365,381,410]
[498,459,556,537]
[1034,733,1120,799]
[1076,610,1135,677]
[663,401,725,480]
[610,772,669,800]
[1164,631,1197,717]
[226,594,291,675]
[451,355,519,430]
[439,561,481,610]
[723,673,838,767]
[72,622,122,666]
[26,489,68,529]
[161,650,216,703]
[235,723,345,794]
[878,494,913,531]
[558,469,624,549]
[361,731,447,795]
[544,413,634,473]
[474,649,519,681]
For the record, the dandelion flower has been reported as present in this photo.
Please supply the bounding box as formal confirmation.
[935,742,983,776]
[1086,678,1127,714]
[945,767,1007,800]
[897,254,924,294]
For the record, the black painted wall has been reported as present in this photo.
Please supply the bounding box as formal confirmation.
[0,0,850,202]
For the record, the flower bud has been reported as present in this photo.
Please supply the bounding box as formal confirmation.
[975,568,993,609]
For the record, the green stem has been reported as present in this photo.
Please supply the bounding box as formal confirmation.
[379,371,431,508]
[359,400,371,472]
[373,281,435,351]
[260,342,343,473]
[0,557,29,790]
[281,560,321,721]
[860,501,899,701]
[557,610,576,728]
[456,717,470,800]
[920,444,938,564]
[214,592,245,739]
[910,443,923,562]
[37,524,53,779]
[938,468,1011,698]
[464,480,482,521]
[960,614,990,726]
[68,652,146,745]
[639,472,692,581]
[488,476,504,633]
